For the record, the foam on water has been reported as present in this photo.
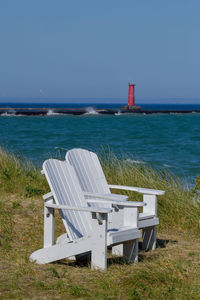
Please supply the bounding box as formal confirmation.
[163,164,178,168]
[125,158,146,164]
[84,107,99,115]
[115,110,122,116]
[47,109,63,116]
[1,109,16,116]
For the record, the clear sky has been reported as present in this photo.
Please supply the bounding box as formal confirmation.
[0,0,200,102]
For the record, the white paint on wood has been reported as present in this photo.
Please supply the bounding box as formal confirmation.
[65,148,165,251]
[43,159,93,241]
[143,194,157,216]
[124,207,138,228]
[44,197,54,248]
[91,212,107,270]
[30,158,142,270]
[109,185,165,195]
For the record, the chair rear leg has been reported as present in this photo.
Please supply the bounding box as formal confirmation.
[142,226,157,250]
[123,239,138,263]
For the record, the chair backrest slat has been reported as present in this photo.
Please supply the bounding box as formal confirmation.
[66,148,110,194]
[66,149,111,208]
[43,159,92,241]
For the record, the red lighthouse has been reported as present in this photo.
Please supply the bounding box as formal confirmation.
[128,83,135,107]
[120,82,141,112]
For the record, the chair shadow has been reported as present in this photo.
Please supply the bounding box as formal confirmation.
[138,238,178,250]
[56,254,91,267]
[57,253,128,268]
[155,238,178,248]
[138,238,178,262]
[56,238,178,267]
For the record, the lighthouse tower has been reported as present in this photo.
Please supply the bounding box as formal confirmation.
[128,83,135,107]
[120,81,141,112]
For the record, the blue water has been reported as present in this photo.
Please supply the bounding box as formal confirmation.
[0,102,200,186]
[1,102,200,111]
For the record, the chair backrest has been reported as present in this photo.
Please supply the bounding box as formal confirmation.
[66,148,111,195]
[43,159,92,241]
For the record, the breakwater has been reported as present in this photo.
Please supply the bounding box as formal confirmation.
[1,107,200,116]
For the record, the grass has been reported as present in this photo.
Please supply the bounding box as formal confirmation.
[0,148,200,299]
[0,148,48,196]
[100,150,200,234]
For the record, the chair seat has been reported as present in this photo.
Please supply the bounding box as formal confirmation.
[107,227,140,246]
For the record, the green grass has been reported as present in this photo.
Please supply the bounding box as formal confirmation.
[0,148,200,299]
[0,148,48,196]
[100,151,200,234]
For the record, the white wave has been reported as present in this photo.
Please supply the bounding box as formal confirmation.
[163,164,177,168]
[55,146,68,151]
[125,158,146,164]
[47,109,62,116]
[84,107,99,115]
[1,110,16,116]
[115,110,122,116]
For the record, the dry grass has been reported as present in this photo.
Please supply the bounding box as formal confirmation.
[0,149,200,299]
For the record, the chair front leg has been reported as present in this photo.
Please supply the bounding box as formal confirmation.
[111,206,124,256]
[91,212,108,271]
[112,206,139,257]
[44,197,55,248]
[142,195,157,251]
[143,194,157,216]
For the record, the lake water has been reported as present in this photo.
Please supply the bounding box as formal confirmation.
[1,103,200,186]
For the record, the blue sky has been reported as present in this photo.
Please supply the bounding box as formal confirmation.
[0,0,199,102]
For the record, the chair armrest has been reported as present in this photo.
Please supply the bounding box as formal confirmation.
[45,203,112,214]
[108,185,165,196]
[43,192,53,200]
[83,192,128,201]
[110,193,128,200]
[87,199,146,207]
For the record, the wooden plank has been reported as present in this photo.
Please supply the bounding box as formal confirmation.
[109,185,165,195]
[143,194,157,216]
[45,203,112,214]
[44,197,54,248]
[91,212,108,270]
[66,149,110,208]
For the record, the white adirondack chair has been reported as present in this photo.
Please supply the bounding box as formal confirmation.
[66,148,165,253]
[30,159,145,271]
